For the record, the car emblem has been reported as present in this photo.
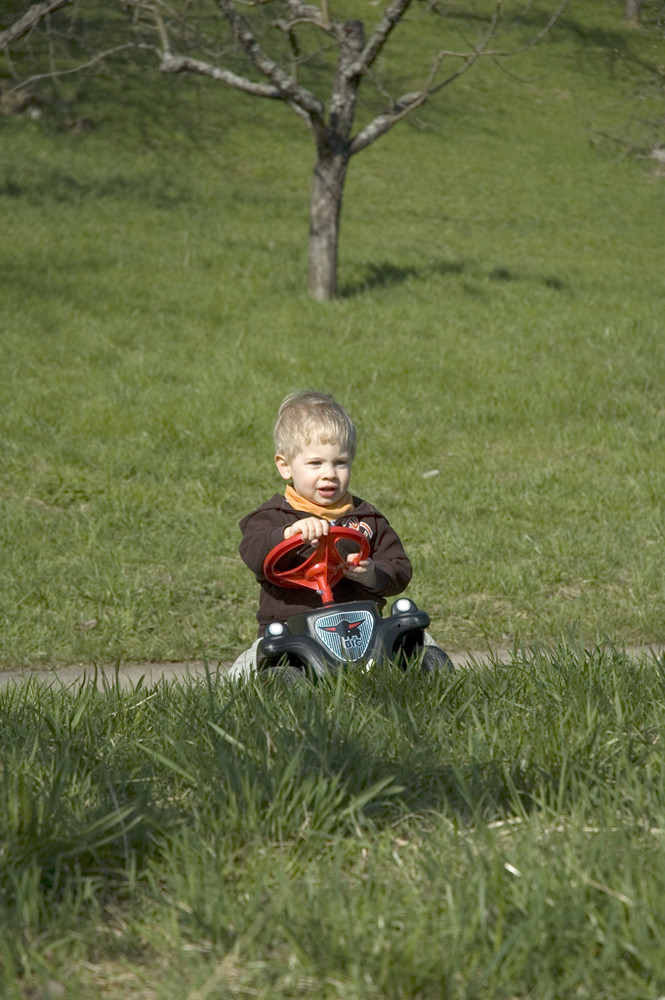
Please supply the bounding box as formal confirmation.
[314,609,374,662]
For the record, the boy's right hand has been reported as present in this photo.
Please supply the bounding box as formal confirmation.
[283,517,329,543]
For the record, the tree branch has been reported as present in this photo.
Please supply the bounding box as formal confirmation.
[214,0,324,120]
[154,1,324,136]
[273,0,334,33]
[482,0,568,58]
[349,0,503,155]
[160,53,282,98]
[354,0,413,75]
[0,0,73,52]
[3,43,137,94]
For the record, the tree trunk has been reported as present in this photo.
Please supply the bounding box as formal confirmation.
[306,19,364,301]
[308,151,349,301]
[624,0,643,25]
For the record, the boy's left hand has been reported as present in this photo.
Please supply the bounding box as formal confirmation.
[343,556,377,590]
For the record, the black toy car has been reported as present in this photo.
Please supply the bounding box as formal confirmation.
[257,526,451,679]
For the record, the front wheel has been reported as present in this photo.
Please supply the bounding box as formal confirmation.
[421,645,454,673]
[264,662,308,686]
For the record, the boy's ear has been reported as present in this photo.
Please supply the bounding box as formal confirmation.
[274,454,292,482]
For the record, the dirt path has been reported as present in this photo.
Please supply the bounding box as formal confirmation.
[1,644,663,689]
[0,654,480,689]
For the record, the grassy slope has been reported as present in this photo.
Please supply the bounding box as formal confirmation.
[3,646,665,998]
[1,1,664,665]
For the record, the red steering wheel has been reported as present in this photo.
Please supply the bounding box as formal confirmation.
[263,525,370,605]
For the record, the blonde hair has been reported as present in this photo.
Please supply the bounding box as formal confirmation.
[273,390,357,461]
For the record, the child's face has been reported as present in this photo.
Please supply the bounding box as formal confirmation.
[275,438,352,507]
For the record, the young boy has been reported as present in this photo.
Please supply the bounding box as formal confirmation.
[230,390,412,677]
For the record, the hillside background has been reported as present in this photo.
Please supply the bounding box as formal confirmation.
[1,0,664,666]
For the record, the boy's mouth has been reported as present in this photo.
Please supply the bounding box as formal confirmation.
[317,486,337,499]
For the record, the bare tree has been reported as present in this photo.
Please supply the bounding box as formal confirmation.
[1,1,566,300]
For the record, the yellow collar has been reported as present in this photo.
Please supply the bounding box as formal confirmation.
[285,484,355,522]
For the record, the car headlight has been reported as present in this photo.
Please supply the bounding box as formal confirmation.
[267,621,289,636]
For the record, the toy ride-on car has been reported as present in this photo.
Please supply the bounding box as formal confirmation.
[257,525,452,680]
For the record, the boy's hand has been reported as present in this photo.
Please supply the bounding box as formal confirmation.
[283,517,329,543]
[343,556,377,590]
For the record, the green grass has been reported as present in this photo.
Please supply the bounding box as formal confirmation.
[3,8,665,995]
[3,644,665,998]
[1,0,664,666]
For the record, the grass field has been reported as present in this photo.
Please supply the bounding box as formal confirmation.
[2,1,665,995]
[3,643,665,999]
[1,0,664,665]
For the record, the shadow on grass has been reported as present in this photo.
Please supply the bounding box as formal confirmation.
[341,258,569,297]
[489,265,569,292]
[341,259,466,297]
[555,13,662,77]
[328,739,535,827]
[451,6,660,76]
[0,167,191,208]
[206,669,559,831]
